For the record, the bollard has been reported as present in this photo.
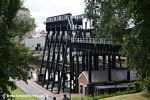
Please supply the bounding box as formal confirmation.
[53,97,56,100]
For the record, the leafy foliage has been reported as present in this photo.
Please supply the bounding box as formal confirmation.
[85,0,150,80]
[0,0,35,94]
[144,77,150,92]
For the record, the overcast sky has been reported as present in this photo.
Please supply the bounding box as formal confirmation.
[24,0,85,31]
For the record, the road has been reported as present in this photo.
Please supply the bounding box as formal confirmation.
[15,80,54,100]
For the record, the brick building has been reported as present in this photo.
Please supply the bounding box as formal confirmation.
[78,69,137,95]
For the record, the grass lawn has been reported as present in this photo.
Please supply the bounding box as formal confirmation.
[10,88,37,100]
[100,92,150,100]
[72,92,150,100]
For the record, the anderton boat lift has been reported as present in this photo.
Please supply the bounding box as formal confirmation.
[37,13,137,95]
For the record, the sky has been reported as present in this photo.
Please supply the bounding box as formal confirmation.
[24,0,85,31]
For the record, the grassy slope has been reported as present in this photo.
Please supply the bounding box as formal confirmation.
[10,88,37,100]
[100,92,150,100]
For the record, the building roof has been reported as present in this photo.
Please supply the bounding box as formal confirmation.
[78,69,138,83]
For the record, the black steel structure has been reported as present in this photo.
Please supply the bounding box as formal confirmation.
[38,13,122,94]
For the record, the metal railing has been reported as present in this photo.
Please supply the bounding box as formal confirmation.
[47,36,117,44]
[71,38,112,44]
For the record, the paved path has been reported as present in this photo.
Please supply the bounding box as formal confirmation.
[16,80,82,100]
[16,80,59,100]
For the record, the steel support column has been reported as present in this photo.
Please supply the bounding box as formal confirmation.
[108,55,111,82]
[94,55,98,70]
[75,51,79,93]
[102,55,106,70]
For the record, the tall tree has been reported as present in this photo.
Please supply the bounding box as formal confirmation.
[85,0,150,80]
[0,0,35,94]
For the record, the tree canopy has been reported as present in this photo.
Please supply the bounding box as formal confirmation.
[0,0,35,94]
[85,0,150,80]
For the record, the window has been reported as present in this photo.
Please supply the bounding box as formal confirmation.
[56,16,59,21]
[51,17,54,21]
[85,22,87,29]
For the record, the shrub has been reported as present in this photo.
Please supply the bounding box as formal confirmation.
[127,83,133,93]
[133,81,142,92]
[144,77,150,92]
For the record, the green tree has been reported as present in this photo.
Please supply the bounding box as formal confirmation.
[0,0,35,94]
[85,0,150,80]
